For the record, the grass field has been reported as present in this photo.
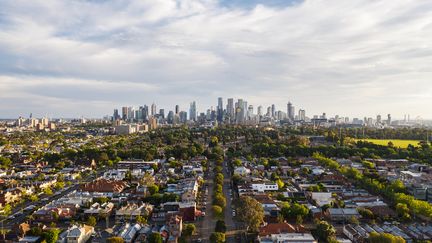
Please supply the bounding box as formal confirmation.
[354,139,421,148]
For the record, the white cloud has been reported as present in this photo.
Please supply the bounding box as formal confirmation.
[0,0,432,118]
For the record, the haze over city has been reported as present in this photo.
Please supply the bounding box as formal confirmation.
[1,0,432,119]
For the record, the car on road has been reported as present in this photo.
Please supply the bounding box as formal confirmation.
[232,209,236,217]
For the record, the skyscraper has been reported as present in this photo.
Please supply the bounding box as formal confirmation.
[257,106,263,116]
[248,105,254,119]
[151,103,157,117]
[175,105,180,115]
[122,107,128,120]
[142,105,149,121]
[189,101,197,121]
[236,99,245,124]
[159,109,165,119]
[287,102,294,120]
[113,109,119,120]
[271,104,276,118]
[227,98,234,121]
[298,109,306,121]
[217,97,223,122]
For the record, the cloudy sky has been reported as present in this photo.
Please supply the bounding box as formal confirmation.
[0,0,431,119]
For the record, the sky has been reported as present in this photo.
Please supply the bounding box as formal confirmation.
[1,0,432,119]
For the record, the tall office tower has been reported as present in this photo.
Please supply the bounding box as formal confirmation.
[135,109,142,121]
[243,101,248,119]
[206,109,211,120]
[127,107,134,120]
[122,107,128,120]
[248,105,254,119]
[257,106,263,116]
[167,111,174,124]
[236,99,245,124]
[387,114,391,125]
[277,111,284,120]
[179,111,188,123]
[227,98,235,121]
[271,104,276,118]
[175,105,179,115]
[266,106,271,117]
[287,102,295,120]
[159,109,165,119]
[298,109,306,121]
[151,103,157,116]
[377,115,382,124]
[189,101,197,121]
[113,109,119,120]
[142,105,149,121]
[217,97,223,122]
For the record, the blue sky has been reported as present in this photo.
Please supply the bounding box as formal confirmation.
[0,0,431,119]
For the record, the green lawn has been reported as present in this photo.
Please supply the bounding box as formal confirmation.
[354,139,421,148]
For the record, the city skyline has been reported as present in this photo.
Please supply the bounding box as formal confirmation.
[1,0,432,118]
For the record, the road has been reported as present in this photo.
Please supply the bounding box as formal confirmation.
[195,163,216,243]
[222,161,240,243]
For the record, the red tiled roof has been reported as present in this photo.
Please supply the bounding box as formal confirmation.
[259,223,296,236]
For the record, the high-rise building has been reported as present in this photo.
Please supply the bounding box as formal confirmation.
[127,107,134,120]
[266,106,271,117]
[271,104,276,118]
[287,102,294,120]
[151,103,157,117]
[113,109,120,120]
[387,114,391,125]
[179,111,188,123]
[175,105,180,115]
[142,105,149,121]
[159,109,165,119]
[217,97,223,122]
[248,105,254,119]
[298,109,306,121]
[257,106,263,116]
[189,101,197,121]
[227,98,235,122]
[236,99,245,124]
[377,115,382,124]
[167,111,174,124]
[122,107,128,120]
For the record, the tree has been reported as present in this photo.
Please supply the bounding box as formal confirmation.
[148,232,163,243]
[0,157,12,169]
[182,224,196,237]
[215,220,226,233]
[213,194,226,208]
[368,232,406,243]
[136,215,147,225]
[148,185,159,195]
[276,179,285,189]
[212,205,223,218]
[236,196,264,232]
[210,232,225,243]
[314,220,336,242]
[43,187,53,196]
[41,228,60,243]
[2,204,12,216]
[395,203,411,221]
[106,237,125,243]
[86,216,97,227]
[281,203,309,221]
[232,159,242,167]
